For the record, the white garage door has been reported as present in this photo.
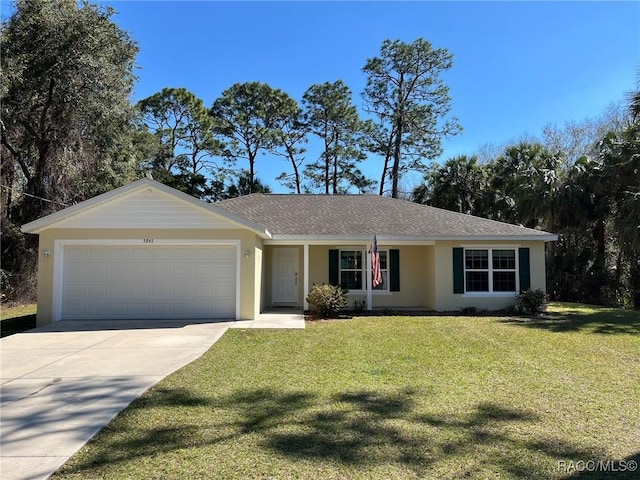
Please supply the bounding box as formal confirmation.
[60,244,236,320]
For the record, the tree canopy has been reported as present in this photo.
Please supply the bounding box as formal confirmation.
[1,0,140,300]
[362,38,461,197]
[137,87,222,199]
[412,94,640,307]
[1,0,139,217]
[211,82,297,194]
[302,81,373,194]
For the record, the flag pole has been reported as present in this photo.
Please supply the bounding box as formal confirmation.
[366,241,373,311]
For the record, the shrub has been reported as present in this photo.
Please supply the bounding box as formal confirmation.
[353,299,366,312]
[1,269,13,303]
[513,289,547,316]
[306,284,347,318]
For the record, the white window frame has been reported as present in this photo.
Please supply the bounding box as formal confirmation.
[339,249,365,291]
[462,246,519,297]
[338,247,390,294]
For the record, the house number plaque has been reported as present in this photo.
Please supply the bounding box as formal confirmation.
[143,238,154,244]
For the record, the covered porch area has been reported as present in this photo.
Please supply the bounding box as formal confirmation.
[262,240,437,312]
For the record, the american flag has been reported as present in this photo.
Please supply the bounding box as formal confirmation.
[371,235,382,288]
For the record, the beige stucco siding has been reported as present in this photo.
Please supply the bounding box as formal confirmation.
[35,228,263,326]
[433,240,547,312]
[254,243,263,316]
[308,245,330,287]
[424,246,436,309]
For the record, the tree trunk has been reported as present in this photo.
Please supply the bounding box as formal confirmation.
[593,219,606,269]
[291,156,301,194]
[391,75,404,199]
[379,160,388,195]
[392,119,403,198]
[248,149,256,194]
[323,136,330,194]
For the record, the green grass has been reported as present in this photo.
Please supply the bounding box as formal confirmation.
[0,303,36,338]
[54,303,639,479]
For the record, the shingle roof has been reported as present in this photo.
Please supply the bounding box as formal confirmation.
[215,194,555,239]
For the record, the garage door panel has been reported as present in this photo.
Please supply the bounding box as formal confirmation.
[193,284,215,297]
[64,261,88,281]
[107,303,128,316]
[61,244,236,320]
[173,265,196,278]
[131,249,151,260]
[109,284,128,297]
[151,248,173,260]
[128,283,151,298]
[214,267,234,278]
[151,265,170,277]
[63,303,85,317]
[86,264,109,281]
[130,266,152,280]
[193,266,215,279]
[129,304,153,317]
[86,284,107,297]
[109,249,131,260]
[87,303,110,315]
[214,283,235,296]
[150,283,174,299]
[109,262,130,277]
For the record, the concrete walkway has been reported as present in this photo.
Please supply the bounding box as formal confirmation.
[0,312,304,480]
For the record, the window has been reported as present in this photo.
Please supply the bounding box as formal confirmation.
[492,249,516,292]
[339,250,363,290]
[464,248,516,293]
[337,249,389,291]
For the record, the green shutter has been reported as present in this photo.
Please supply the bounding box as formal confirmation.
[519,248,530,291]
[389,249,400,292]
[329,249,339,286]
[453,247,464,294]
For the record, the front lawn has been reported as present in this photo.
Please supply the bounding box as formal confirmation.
[54,303,640,479]
[0,303,37,338]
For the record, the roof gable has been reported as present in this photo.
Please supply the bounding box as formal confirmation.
[21,179,269,236]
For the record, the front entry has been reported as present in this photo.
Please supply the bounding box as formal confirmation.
[272,248,299,304]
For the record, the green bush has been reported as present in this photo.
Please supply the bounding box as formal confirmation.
[1,269,13,303]
[306,284,347,318]
[513,289,547,316]
[353,299,366,312]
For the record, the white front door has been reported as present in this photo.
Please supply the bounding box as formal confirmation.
[272,248,299,303]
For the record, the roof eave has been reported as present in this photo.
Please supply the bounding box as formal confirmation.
[266,233,558,243]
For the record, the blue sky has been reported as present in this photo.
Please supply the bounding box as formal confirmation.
[3,1,639,193]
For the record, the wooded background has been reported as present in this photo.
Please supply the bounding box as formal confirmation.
[2,0,638,307]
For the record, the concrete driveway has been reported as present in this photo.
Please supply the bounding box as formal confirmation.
[0,320,232,480]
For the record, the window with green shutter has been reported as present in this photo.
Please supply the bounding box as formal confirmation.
[328,250,339,286]
[328,247,399,292]
[454,247,523,294]
[518,248,530,291]
[389,249,400,292]
[453,248,464,293]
